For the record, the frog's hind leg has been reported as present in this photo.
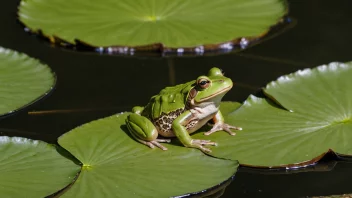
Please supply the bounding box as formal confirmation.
[126,113,171,150]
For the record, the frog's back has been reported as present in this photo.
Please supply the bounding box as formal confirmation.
[143,81,195,120]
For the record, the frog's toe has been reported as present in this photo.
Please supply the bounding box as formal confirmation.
[204,123,242,136]
[198,145,212,153]
[184,139,214,153]
[145,142,156,149]
[223,125,242,135]
[151,141,168,150]
[133,137,168,150]
[192,139,217,146]
[222,128,236,136]
[155,138,171,143]
[229,125,242,131]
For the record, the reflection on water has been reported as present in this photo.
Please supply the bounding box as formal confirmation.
[0,0,352,197]
[175,177,233,198]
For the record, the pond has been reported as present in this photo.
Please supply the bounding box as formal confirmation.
[0,0,351,197]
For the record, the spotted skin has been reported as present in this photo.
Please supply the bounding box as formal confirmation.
[187,120,198,128]
[153,108,199,137]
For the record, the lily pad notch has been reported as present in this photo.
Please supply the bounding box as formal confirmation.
[18,0,289,55]
[192,62,352,168]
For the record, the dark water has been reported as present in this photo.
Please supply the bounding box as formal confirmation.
[1,0,352,197]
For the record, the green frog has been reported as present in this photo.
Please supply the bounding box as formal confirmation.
[125,67,241,153]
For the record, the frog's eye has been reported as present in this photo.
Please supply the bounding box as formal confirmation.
[208,67,224,76]
[197,78,210,89]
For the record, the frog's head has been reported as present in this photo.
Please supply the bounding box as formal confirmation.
[191,67,233,106]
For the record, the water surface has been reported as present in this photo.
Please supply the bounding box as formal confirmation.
[0,0,351,197]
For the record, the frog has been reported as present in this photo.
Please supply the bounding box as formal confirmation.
[125,67,242,153]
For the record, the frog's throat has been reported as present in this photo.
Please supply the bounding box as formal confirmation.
[195,85,233,103]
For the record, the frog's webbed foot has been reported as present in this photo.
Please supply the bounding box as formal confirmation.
[136,138,171,151]
[190,139,217,153]
[204,123,242,136]
[126,113,171,151]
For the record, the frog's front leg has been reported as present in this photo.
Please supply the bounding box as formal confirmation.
[126,114,171,150]
[204,111,242,136]
[172,111,216,153]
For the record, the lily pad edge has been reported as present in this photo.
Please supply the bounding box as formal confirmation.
[0,136,80,198]
[225,61,352,168]
[0,47,56,118]
[17,1,289,54]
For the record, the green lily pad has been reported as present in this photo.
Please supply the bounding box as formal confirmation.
[0,47,55,117]
[18,0,286,51]
[58,113,238,198]
[0,136,80,197]
[193,62,352,167]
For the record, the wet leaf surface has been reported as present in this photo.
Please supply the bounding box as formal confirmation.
[0,136,80,197]
[58,113,238,197]
[0,47,55,117]
[18,0,286,51]
[193,62,352,167]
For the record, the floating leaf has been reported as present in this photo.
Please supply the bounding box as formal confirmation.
[58,113,238,198]
[0,136,80,197]
[18,0,287,52]
[193,62,352,167]
[0,47,55,117]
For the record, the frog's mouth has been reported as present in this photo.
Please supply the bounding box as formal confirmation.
[196,85,233,102]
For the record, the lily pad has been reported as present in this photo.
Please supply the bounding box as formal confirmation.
[0,47,55,117]
[18,0,287,52]
[0,136,80,197]
[58,113,238,198]
[193,62,352,167]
